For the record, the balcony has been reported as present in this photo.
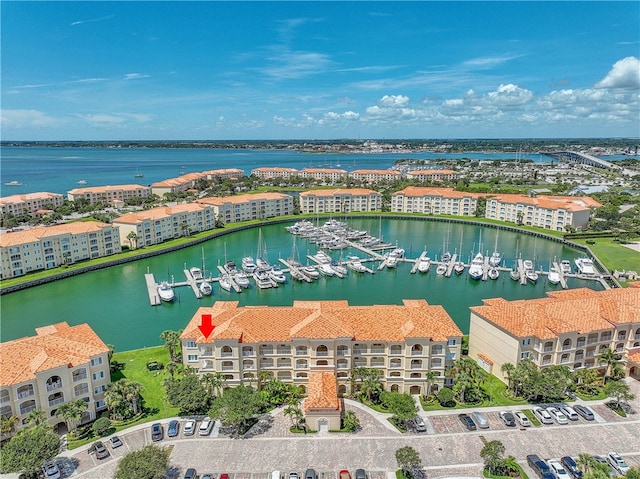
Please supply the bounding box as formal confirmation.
[17,390,35,399]
[75,387,89,397]
[20,405,36,415]
[276,348,291,355]
[260,348,274,356]
[316,351,328,357]
[336,350,348,356]
[370,361,384,368]
[561,345,572,351]
[543,347,553,353]
[371,348,385,354]
[354,361,367,368]
[48,397,65,407]
[575,354,584,361]
[220,351,233,358]
[353,349,365,355]
[242,349,254,357]
[411,350,423,356]
[72,372,88,381]
[46,381,62,392]
[221,365,234,371]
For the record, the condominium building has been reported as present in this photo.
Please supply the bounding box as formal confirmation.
[151,172,206,197]
[406,169,460,182]
[0,192,65,217]
[348,169,401,184]
[0,322,111,437]
[297,168,348,183]
[468,286,640,383]
[484,194,601,231]
[299,188,382,214]
[67,184,150,206]
[391,187,481,216]
[202,168,245,181]
[198,192,294,224]
[251,167,298,179]
[180,299,463,396]
[112,203,217,248]
[0,222,121,279]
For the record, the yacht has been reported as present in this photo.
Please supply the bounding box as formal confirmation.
[488,267,499,280]
[223,260,239,275]
[510,268,520,281]
[436,263,447,275]
[318,263,335,276]
[489,251,501,267]
[548,266,561,285]
[4,180,22,187]
[77,180,88,185]
[234,271,251,288]
[218,275,233,292]
[560,260,572,275]
[189,267,203,281]
[290,267,311,282]
[301,265,320,280]
[256,257,272,271]
[441,251,451,263]
[523,260,538,283]
[575,258,596,275]
[241,256,257,273]
[314,250,332,264]
[417,256,431,273]
[347,256,368,273]
[253,270,273,289]
[468,252,484,280]
[331,261,348,276]
[269,266,286,283]
[453,261,465,275]
[157,282,175,302]
[386,253,398,268]
[199,281,213,296]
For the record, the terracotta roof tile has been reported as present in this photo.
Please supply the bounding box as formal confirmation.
[393,186,482,199]
[299,188,380,197]
[0,221,114,248]
[304,371,341,411]
[198,192,291,206]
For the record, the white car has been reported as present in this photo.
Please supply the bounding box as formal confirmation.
[199,416,213,436]
[560,405,579,421]
[514,411,531,427]
[42,461,61,479]
[607,452,630,474]
[183,419,197,436]
[548,459,570,479]
[547,407,568,424]
[534,407,554,425]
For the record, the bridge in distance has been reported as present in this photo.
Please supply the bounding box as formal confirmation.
[546,151,620,169]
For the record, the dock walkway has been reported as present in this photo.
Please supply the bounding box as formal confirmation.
[183,269,203,299]
[144,273,161,306]
[445,253,457,277]
[517,259,527,285]
[552,261,569,289]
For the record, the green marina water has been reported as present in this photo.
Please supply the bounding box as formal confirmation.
[0,219,601,352]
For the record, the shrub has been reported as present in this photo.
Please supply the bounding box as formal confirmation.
[437,387,455,407]
[92,417,112,436]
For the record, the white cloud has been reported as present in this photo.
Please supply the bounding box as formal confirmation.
[379,95,410,107]
[595,56,640,89]
[1,109,58,127]
[78,112,154,127]
[485,84,533,108]
[261,51,332,80]
[462,54,525,69]
[124,73,150,81]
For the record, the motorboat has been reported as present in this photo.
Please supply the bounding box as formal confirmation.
[417,256,431,273]
[199,281,213,296]
[256,257,272,271]
[219,275,232,292]
[269,266,286,283]
[223,260,238,275]
[253,270,273,289]
[301,265,320,279]
[189,267,203,281]
[560,260,572,275]
[234,271,251,288]
[526,269,539,283]
[77,180,88,185]
[454,261,465,274]
[391,248,405,258]
[548,266,561,285]
[331,261,348,276]
[436,263,447,275]
[318,263,335,276]
[441,251,451,263]
[347,256,368,273]
[468,252,484,280]
[314,250,332,264]
[523,259,534,271]
[510,268,520,281]
[157,282,175,302]
[575,258,596,276]
[4,180,22,186]
[241,256,257,273]
[489,251,501,267]
[290,267,311,282]
[488,267,499,280]
[386,253,398,268]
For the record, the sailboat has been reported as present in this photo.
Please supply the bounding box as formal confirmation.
[453,232,465,274]
[134,167,144,178]
[489,231,501,267]
[255,229,272,271]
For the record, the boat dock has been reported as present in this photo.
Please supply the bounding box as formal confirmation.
[517,259,528,285]
[482,256,489,281]
[144,273,162,306]
[343,239,385,260]
[552,261,569,289]
[411,251,427,274]
[183,269,203,299]
[216,266,242,293]
[445,253,457,277]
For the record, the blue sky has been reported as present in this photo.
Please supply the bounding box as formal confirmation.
[2,1,639,140]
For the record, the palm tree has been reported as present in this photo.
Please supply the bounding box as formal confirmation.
[283,402,304,430]
[201,372,226,397]
[160,329,183,362]
[501,363,516,394]
[424,371,438,398]
[56,399,87,437]
[126,231,138,249]
[25,408,46,427]
[0,414,19,438]
[165,361,178,378]
[122,380,144,416]
[599,347,622,383]
[576,453,596,473]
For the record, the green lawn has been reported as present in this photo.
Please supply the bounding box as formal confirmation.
[575,237,640,273]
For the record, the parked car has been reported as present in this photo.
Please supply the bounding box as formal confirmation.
[560,405,579,421]
[183,419,197,436]
[547,407,569,425]
[526,454,555,479]
[573,404,595,421]
[514,411,531,427]
[592,456,617,477]
[91,440,110,459]
[412,415,427,432]
[305,469,317,479]
[355,470,367,479]
[548,459,571,479]
[199,416,214,436]
[534,408,554,425]
[499,411,516,427]
[339,470,352,479]
[560,456,583,479]
[183,468,197,479]
[271,472,284,479]
[607,452,630,474]
[167,419,180,437]
[110,435,123,448]
[151,423,164,441]
[471,411,489,429]
[220,474,230,479]
[41,461,61,479]
[458,413,477,431]
[289,473,299,479]
[201,475,214,479]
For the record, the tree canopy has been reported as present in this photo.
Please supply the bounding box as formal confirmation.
[209,385,263,435]
[0,424,60,474]
[114,445,170,479]
[165,374,211,415]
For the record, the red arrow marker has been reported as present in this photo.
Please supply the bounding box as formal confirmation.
[198,314,214,339]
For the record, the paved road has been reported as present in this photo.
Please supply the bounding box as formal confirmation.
[23,379,640,479]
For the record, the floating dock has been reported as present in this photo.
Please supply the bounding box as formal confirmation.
[517,259,527,285]
[445,253,457,277]
[552,261,569,289]
[144,273,161,306]
[216,266,242,293]
[183,269,203,299]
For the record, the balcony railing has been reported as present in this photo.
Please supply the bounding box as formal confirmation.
[370,362,384,368]
[276,349,291,355]
[277,363,291,368]
[316,351,329,357]
[543,346,553,353]
[260,349,274,356]
[390,349,403,355]
[353,349,365,355]
[221,351,233,358]
[72,372,88,382]
[20,405,36,415]
[411,350,422,356]
[48,397,65,407]
[242,364,255,370]
[337,363,349,369]
[75,387,89,397]
[561,345,572,351]
[242,350,254,357]
[354,361,367,368]
[295,350,307,356]
[200,349,214,357]
[575,354,584,361]
[46,382,62,392]
[410,364,423,369]
[587,338,598,344]
[370,348,385,354]
[0,395,10,404]
[541,359,552,366]
[336,350,348,356]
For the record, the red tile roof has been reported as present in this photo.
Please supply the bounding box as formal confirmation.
[304,371,341,411]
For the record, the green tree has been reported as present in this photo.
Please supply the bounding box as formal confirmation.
[105,379,145,420]
[625,467,640,479]
[0,424,60,475]
[480,440,506,475]
[92,417,112,436]
[24,408,47,427]
[126,231,139,249]
[437,387,455,407]
[604,380,635,407]
[0,415,19,440]
[500,363,516,394]
[260,378,300,407]
[56,399,88,437]
[395,445,422,478]
[575,368,600,396]
[341,410,360,432]
[201,372,226,397]
[209,385,263,436]
[380,391,418,427]
[283,402,305,430]
[159,330,183,363]
[423,371,438,398]
[165,375,210,415]
[598,347,622,383]
[114,445,170,479]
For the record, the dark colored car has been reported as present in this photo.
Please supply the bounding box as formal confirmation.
[110,435,123,448]
[91,440,110,459]
[151,422,164,441]
[305,469,317,479]
[355,470,367,479]
[458,413,477,431]
[167,419,180,437]
[561,456,583,479]
[573,404,595,421]
[526,454,555,479]
[183,468,197,479]
[499,411,516,427]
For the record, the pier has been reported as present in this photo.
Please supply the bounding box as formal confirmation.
[183,269,203,299]
[482,257,489,281]
[216,265,242,293]
[552,261,569,289]
[144,273,161,306]
[411,251,428,274]
[445,253,457,277]
[517,259,527,285]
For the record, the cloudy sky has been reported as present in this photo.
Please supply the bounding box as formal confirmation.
[2,1,639,140]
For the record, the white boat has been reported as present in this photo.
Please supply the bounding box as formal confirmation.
[4,180,22,186]
[526,269,539,283]
[510,268,520,281]
[256,257,272,271]
[199,281,213,296]
[269,266,286,283]
[523,260,534,271]
[391,247,405,258]
[301,265,320,279]
[436,263,447,275]
[219,275,232,292]
[575,258,596,276]
[347,257,368,273]
[190,267,203,281]
[241,256,257,273]
[318,263,335,276]
[468,253,484,280]
[560,260,572,275]
[386,254,398,268]
[488,267,499,280]
[314,250,332,264]
[223,260,238,275]
[548,266,561,285]
[331,261,348,276]
[157,282,175,302]
[441,251,451,263]
[77,180,87,185]
[489,251,501,267]
[454,261,465,275]
[417,256,431,273]
[253,270,273,288]
[234,272,251,288]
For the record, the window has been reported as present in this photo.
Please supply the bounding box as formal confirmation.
[520,351,531,360]
[447,339,457,346]
[90,357,103,366]
[522,338,531,346]
[93,384,107,395]
[185,340,196,349]
[187,355,198,361]
[92,371,105,381]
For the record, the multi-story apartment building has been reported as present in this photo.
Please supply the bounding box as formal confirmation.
[406,169,460,182]
[484,194,601,231]
[251,167,298,179]
[112,203,217,248]
[67,184,150,206]
[299,189,382,214]
[202,168,245,181]
[0,322,111,437]
[199,192,294,224]
[297,168,348,183]
[0,222,121,279]
[468,286,640,383]
[391,187,481,216]
[0,192,65,217]
[349,169,401,184]
[180,299,463,396]
[151,172,206,197]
